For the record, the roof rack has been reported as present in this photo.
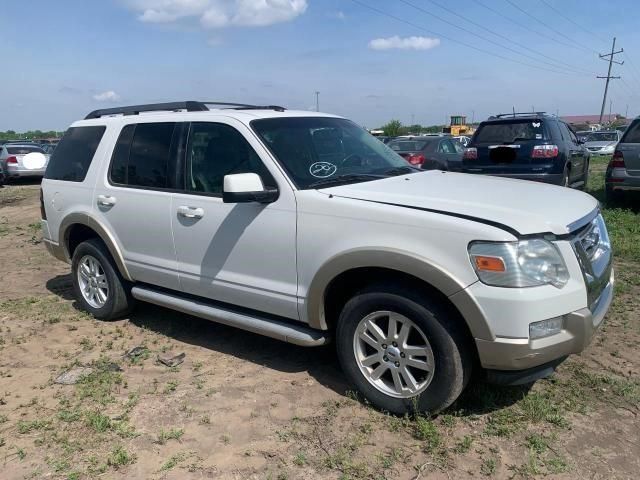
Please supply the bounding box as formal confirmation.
[85,101,287,119]
[491,112,547,119]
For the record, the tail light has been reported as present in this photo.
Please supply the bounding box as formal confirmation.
[463,147,477,160]
[407,153,425,165]
[531,145,559,158]
[39,187,47,220]
[609,150,626,168]
[6,156,18,164]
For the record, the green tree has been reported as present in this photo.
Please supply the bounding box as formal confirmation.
[382,119,403,137]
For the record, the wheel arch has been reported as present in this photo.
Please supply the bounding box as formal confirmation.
[305,248,491,341]
[60,213,132,281]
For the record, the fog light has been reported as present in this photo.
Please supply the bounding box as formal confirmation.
[529,317,563,340]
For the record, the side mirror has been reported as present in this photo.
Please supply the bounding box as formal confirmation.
[222,173,278,204]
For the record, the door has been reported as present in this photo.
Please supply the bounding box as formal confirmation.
[93,122,185,290]
[171,121,299,320]
[618,120,640,176]
[560,123,586,182]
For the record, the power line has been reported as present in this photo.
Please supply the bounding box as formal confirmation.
[419,0,595,76]
[622,51,640,88]
[348,0,587,77]
[504,0,598,55]
[398,0,593,76]
[476,0,592,55]
[538,0,608,45]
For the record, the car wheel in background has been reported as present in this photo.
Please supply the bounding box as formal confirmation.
[336,283,471,414]
[71,238,133,320]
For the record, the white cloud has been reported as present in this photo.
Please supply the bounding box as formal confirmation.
[93,91,121,102]
[330,10,345,20]
[123,0,307,28]
[368,36,440,51]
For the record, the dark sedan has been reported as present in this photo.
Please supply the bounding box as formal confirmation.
[387,136,463,170]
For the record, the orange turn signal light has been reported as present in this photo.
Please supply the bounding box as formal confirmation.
[474,255,506,272]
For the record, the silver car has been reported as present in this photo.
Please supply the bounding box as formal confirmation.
[0,143,50,180]
[583,130,622,157]
[606,116,640,201]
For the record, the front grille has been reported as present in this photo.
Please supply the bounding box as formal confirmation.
[587,147,602,152]
[571,214,612,311]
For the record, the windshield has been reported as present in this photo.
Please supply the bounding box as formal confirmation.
[475,120,546,143]
[251,117,410,189]
[586,132,618,142]
[388,140,428,151]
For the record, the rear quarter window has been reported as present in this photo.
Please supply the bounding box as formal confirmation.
[622,120,640,143]
[44,126,106,182]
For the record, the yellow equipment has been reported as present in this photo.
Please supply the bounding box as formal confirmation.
[442,115,473,136]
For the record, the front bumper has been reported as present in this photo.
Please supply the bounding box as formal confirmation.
[475,269,614,371]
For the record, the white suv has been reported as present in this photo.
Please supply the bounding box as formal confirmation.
[41,101,614,413]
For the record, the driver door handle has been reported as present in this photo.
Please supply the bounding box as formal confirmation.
[177,206,204,219]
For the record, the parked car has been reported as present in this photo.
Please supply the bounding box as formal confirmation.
[461,113,590,188]
[583,130,622,157]
[606,116,640,202]
[41,101,613,414]
[0,143,49,181]
[387,136,463,170]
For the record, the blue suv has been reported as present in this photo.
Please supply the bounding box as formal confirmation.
[460,113,590,188]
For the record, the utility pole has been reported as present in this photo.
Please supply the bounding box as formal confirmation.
[315,91,320,112]
[598,37,623,125]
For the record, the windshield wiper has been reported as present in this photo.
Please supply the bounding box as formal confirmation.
[381,166,421,176]
[307,174,385,189]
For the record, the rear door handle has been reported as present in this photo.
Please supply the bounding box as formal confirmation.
[97,195,116,207]
[177,206,204,219]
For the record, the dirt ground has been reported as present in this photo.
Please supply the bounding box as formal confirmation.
[0,178,638,480]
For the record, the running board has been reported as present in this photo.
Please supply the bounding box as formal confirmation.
[131,286,329,347]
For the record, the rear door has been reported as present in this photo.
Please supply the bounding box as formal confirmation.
[618,119,640,176]
[559,122,586,182]
[467,119,547,174]
[93,121,185,290]
[436,138,463,170]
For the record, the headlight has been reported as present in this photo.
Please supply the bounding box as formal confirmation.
[469,239,569,289]
[602,144,615,153]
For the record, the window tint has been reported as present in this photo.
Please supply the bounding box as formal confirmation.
[388,140,428,151]
[475,120,547,143]
[44,126,106,182]
[109,123,177,189]
[622,120,640,143]
[186,122,276,195]
[438,139,457,154]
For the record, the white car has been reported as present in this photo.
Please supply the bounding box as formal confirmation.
[40,101,613,413]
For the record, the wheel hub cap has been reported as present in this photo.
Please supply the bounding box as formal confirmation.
[77,255,109,309]
[353,310,435,399]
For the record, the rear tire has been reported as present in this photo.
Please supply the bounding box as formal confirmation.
[71,239,133,320]
[336,283,471,415]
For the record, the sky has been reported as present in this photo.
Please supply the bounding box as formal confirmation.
[1,0,640,131]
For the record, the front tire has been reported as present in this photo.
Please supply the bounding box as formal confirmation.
[71,239,133,320]
[336,284,471,414]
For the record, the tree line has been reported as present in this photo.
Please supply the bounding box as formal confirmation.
[0,130,64,140]
[378,120,445,137]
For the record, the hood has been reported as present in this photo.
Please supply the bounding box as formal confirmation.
[321,171,598,236]
[585,141,617,148]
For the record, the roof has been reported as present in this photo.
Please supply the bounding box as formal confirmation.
[561,114,622,124]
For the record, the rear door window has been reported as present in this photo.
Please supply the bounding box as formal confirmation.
[109,123,179,189]
[45,126,106,182]
[622,120,640,143]
[475,120,547,143]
